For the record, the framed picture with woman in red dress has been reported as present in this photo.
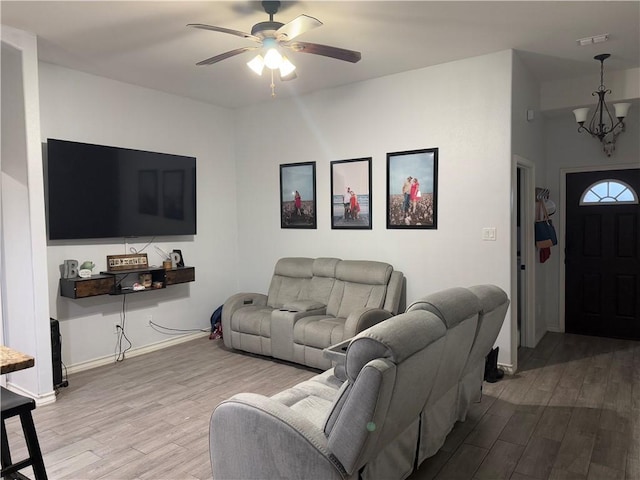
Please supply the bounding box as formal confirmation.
[280,162,317,229]
[386,148,438,229]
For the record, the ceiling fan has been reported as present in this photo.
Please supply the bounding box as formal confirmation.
[188,0,361,84]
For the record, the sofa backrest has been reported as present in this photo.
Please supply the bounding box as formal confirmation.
[407,287,480,460]
[298,257,341,305]
[266,257,314,308]
[407,287,479,403]
[326,260,395,318]
[323,310,447,475]
[464,284,509,377]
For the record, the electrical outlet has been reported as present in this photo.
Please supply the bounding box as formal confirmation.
[113,321,120,335]
[146,314,153,327]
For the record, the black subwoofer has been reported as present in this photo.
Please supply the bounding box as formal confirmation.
[50,318,68,389]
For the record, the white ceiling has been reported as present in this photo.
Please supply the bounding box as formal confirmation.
[2,1,639,109]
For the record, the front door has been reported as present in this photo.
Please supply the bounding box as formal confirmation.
[565,168,640,340]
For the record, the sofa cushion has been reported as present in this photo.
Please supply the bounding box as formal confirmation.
[282,300,326,312]
[294,316,345,349]
[231,306,272,337]
[267,258,314,308]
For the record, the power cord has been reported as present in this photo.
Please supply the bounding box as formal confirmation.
[149,320,209,335]
[129,236,155,254]
[114,296,132,362]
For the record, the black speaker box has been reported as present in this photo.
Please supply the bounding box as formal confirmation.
[50,318,68,389]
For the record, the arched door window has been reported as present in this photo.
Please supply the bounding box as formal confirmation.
[580,179,639,205]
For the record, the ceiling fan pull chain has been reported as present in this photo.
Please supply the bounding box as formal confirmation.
[271,69,276,97]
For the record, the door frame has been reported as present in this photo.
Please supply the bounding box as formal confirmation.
[513,156,536,352]
[558,163,637,332]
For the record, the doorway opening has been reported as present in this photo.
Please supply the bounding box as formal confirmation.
[513,157,536,358]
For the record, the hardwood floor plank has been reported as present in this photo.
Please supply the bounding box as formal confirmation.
[590,428,628,472]
[513,435,561,479]
[434,443,488,480]
[499,412,540,446]
[552,430,596,476]
[464,413,510,449]
[586,462,625,480]
[532,406,572,442]
[473,439,524,480]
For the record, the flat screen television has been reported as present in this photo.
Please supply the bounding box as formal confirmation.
[46,139,196,240]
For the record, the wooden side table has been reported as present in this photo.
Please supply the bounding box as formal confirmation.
[1,345,48,480]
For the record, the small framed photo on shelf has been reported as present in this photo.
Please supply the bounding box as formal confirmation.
[280,162,317,229]
[330,157,372,230]
[386,148,438,229]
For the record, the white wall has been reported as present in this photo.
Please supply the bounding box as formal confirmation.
[233,51,517,368]
[543,103,640,332]
[38,63,239,368]
[1,27,54,402]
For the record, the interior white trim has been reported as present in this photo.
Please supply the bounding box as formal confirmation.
[513,156,536,354]
[558,163,640,333]
[4,383,57,407]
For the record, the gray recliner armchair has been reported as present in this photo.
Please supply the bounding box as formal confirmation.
[210,309,447,480]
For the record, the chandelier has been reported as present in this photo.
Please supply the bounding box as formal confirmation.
[572,54,631,157]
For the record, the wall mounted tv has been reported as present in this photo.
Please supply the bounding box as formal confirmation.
[46,139,196,240]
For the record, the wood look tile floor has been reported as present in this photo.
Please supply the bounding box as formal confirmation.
[3,332,639,480]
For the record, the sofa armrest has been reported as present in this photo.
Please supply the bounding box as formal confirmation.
[222,293,268,348]
[210,393,346,480]
[343,307,394,339]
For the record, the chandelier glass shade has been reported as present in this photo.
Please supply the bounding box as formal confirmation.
[572,54,631,157]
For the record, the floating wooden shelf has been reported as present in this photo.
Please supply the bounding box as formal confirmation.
[59,266,195,299]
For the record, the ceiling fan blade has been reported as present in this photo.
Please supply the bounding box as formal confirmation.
[280,71,297,82]
[187,23,260,42]
[196,47,258,66]
[276,14,322,42]
[285,42,361,63]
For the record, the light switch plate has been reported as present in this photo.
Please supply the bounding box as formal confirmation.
[482,227,497,241]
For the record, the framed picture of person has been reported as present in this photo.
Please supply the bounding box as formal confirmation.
[280,162,317,229]
[386,148,438,229]
[330,157,372,230]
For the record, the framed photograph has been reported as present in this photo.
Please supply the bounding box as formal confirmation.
[330,157,372,229]
[386,148,438,229]
[280,162,317,229]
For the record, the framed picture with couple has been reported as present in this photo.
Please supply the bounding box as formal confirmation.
[386,148,438,229]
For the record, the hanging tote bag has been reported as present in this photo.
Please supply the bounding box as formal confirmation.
[535,200,557,248]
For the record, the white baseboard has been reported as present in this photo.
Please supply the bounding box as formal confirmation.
[546,325,563,333]
[498,363,516,375]
[65,331,209,375]
[5,383,57,407]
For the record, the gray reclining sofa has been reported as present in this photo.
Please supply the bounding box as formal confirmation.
[210,285,509,479]
[222,257,405,369]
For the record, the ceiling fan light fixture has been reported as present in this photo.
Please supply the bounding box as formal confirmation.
[279,56,296,77]
[264,47,283,69]
[247,54,265,75]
